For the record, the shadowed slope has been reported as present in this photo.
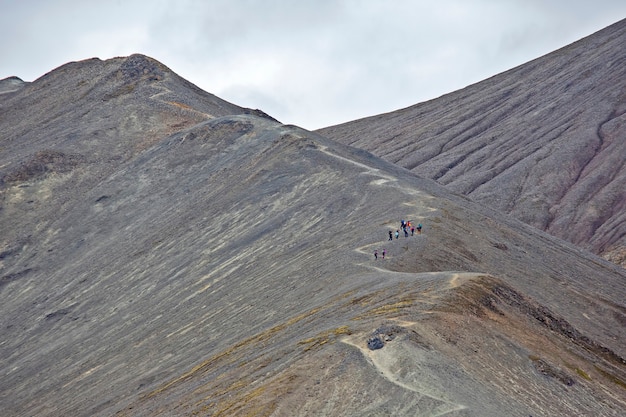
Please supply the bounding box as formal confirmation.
[0,56,625,416]
[317,19,626,267]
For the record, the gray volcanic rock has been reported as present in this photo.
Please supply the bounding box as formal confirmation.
[317,19,626,267]
[1,55,625,416]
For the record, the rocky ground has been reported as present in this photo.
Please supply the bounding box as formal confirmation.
[1,54,625,416]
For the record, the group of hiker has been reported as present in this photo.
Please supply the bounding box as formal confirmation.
[374,219,422,260]
[390,219,421,240]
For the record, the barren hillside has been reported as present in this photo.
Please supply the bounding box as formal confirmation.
[1,55,625,416]
[318,19,626,267]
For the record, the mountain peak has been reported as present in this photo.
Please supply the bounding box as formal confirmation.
[117,53,167,82]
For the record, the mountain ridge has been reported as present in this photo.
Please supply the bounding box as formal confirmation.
[1,52,625,416]
[317,18,626,267]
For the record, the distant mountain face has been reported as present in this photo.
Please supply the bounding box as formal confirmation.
[318,19,626,267]
[1,55,625,416]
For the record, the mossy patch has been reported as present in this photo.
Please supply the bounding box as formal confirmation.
[147,306,323,398]
[351,295,417,321]
[205,385,276,417]
[575,368,592,381]
[298,325,352,352]
[594,365,626,390]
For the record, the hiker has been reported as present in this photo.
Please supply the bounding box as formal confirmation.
[417,223,422,234]
[395,230,399,239]
[411,226,415,236]
[382,249,386,259]
[401,220,405,229]
[388,230,393,241]
[374,249,378,260]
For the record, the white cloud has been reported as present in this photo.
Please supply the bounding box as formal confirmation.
[1,0,624,129]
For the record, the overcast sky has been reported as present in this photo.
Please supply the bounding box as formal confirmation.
[1,1,625,129]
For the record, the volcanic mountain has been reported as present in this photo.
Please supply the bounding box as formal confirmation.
[318,18,626,268]
[1,55,625,416]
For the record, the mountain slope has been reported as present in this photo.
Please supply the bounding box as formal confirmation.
[0,54,273,267]
[317,19,626,267]
[1,56,625,416]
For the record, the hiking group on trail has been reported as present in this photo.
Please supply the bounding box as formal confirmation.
[375,219,422,260]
